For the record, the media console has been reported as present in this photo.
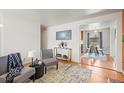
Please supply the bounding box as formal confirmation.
[54,47,72,62]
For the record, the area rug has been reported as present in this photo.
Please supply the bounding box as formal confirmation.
[34,62,92,83]
[82,53,107,61]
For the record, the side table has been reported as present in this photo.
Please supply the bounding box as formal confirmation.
[29,63,44,80]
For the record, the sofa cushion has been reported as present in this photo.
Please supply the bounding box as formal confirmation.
[13,67,35,83]
[43,57,58,66]
[0,67,35,83]
[0,56,8,75]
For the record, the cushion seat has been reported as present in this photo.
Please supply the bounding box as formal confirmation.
[13,67,35,83]
[43,57,58,66]
[0,67,35,83]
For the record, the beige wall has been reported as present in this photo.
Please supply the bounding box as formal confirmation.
[41,30,47,49]
[1,12,41,63]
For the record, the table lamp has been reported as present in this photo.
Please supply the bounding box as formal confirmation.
[28,50,35,65]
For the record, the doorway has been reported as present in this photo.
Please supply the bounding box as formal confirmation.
[79,22,116,70]
[40,25,47,49]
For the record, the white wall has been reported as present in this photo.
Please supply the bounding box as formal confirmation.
[102,28,110,54]
[110,22,116,58]
[0,11,4,56]
[47,12,122,72]
[47,23,80,62]
[1,13,41,63]
[115,13,122,72]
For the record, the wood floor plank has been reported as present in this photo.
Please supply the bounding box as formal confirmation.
[61,59,124,83]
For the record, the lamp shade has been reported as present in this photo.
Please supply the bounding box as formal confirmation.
[81,40,83,44]
[28,50,35,58]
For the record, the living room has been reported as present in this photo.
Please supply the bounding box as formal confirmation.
[45,10,122,71]
[0,9,124,83]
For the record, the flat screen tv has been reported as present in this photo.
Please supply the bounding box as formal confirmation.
[56,30,72,40]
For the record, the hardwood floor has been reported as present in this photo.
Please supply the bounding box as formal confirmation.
[24,58,124,83]
[61,60,124,83]
[80,54,116,70]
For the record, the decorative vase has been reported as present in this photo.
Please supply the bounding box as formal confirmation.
[61,41,64,48]
[65,42,67,48]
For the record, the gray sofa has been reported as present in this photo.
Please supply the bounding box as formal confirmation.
[0,55,35,83]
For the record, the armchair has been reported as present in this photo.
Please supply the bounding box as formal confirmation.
[41,49,58,74]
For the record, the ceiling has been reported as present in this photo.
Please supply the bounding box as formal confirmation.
[3,9,121,26]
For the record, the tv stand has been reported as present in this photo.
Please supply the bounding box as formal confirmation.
[54,47,72,62]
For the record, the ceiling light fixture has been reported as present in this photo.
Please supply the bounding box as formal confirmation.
[94,30,97,33]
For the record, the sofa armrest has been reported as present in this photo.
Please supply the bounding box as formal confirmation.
[0,73,7,83]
